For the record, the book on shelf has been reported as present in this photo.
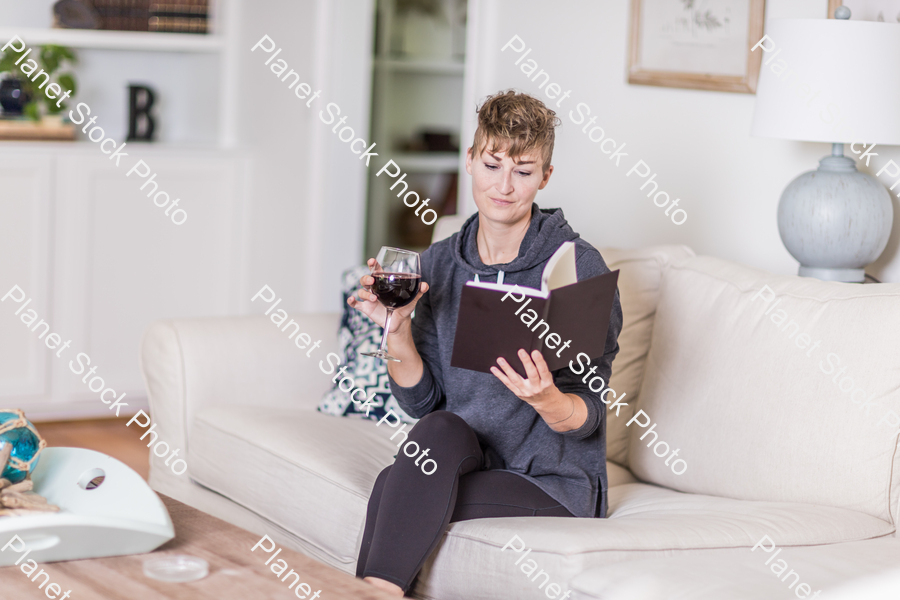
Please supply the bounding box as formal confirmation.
[149,1,210,34]
[450,242,620,377]
[89,0,149,32]
[85,0,210,34]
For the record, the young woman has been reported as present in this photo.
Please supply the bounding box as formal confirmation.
[348,90,623,597]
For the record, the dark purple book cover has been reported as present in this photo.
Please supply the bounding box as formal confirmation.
[450,270,619,377]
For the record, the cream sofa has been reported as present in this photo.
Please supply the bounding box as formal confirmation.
[140,242,900,600]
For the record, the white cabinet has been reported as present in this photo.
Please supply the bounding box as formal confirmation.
[0,144,248,419]
[0,154,53,399]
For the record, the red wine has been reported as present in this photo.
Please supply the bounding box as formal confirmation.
[370,272,421,308]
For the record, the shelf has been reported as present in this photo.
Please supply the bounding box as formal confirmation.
[0,27,224,53]
[0,140,237,153]
[374,58,464,75]
[392,152,461,172]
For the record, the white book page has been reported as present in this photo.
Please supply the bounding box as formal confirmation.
[542,242,577,292]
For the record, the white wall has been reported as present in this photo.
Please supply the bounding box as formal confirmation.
[0,0,56,27]
[460,0,900,282]
[236,0,374,314]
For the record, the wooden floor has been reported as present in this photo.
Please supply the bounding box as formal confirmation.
[36,417,151,480]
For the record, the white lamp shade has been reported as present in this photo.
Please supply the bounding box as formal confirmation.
[751,19,900,145]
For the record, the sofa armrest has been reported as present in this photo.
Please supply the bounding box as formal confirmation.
[140,313,341,454]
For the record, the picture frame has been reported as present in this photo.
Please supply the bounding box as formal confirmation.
[628,0,767,94]
[827,0,900,21]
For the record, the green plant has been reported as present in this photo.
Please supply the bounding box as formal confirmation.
[0,45,77,120]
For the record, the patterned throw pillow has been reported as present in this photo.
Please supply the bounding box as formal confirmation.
[317,266,417,424]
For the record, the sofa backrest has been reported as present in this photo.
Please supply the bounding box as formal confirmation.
[597,245,696,467]
[628,256,900,525]
[432,214,469,244]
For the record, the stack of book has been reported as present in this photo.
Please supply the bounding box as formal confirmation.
[89,0,151,31]
[87,0,210,34]
[149,1,210,34]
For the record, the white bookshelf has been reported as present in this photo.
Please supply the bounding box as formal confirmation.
[393,152,461,172]
[366,0,467,257]
[0,27,225,52]
[374,57,464,75]
[0,0,238,147]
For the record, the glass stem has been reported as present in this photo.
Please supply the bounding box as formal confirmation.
[380,308,394,355]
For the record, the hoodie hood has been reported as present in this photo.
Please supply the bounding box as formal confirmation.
[451,203,581,278]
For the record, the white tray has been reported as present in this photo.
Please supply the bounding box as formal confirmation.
[0,447,174,566]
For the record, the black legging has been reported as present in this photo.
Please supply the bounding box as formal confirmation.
[356,410,574,592]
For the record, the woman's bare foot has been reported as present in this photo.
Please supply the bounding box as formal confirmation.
[364,576,405,597]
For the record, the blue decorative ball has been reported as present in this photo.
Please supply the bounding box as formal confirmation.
[0,409,44,484]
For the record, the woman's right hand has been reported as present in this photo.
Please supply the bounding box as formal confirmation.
[347,257,429,334]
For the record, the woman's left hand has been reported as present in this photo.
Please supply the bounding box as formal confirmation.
[492,349,587,431]
[491,349,559,408]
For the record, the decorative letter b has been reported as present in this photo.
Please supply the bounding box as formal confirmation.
[127,84,156,141]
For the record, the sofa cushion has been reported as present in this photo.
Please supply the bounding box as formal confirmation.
[629,256,900,524]
[596,245,695,467]
[820,568,900,600]
[414,483,894,600]
[188,407,398,568]
[317,266,415,423]
[566,537,900,600]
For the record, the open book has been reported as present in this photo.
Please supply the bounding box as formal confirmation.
[450,242,619,377]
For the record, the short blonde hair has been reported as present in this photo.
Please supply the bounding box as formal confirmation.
[469,90,561,174]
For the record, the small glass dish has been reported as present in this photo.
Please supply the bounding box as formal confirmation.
[143,554,209,583]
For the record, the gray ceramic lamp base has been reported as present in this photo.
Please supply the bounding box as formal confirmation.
[798,265,865,282]
[777,154,893,283]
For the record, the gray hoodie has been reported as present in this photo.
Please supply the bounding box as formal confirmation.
[388,204,623,518]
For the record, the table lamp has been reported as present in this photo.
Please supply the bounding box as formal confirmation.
[750,9,900,282]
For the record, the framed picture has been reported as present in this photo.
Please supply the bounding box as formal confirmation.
[828,0,900,21]
[628,0,767,93]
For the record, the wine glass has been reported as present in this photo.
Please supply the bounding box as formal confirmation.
[361,246,422,362]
